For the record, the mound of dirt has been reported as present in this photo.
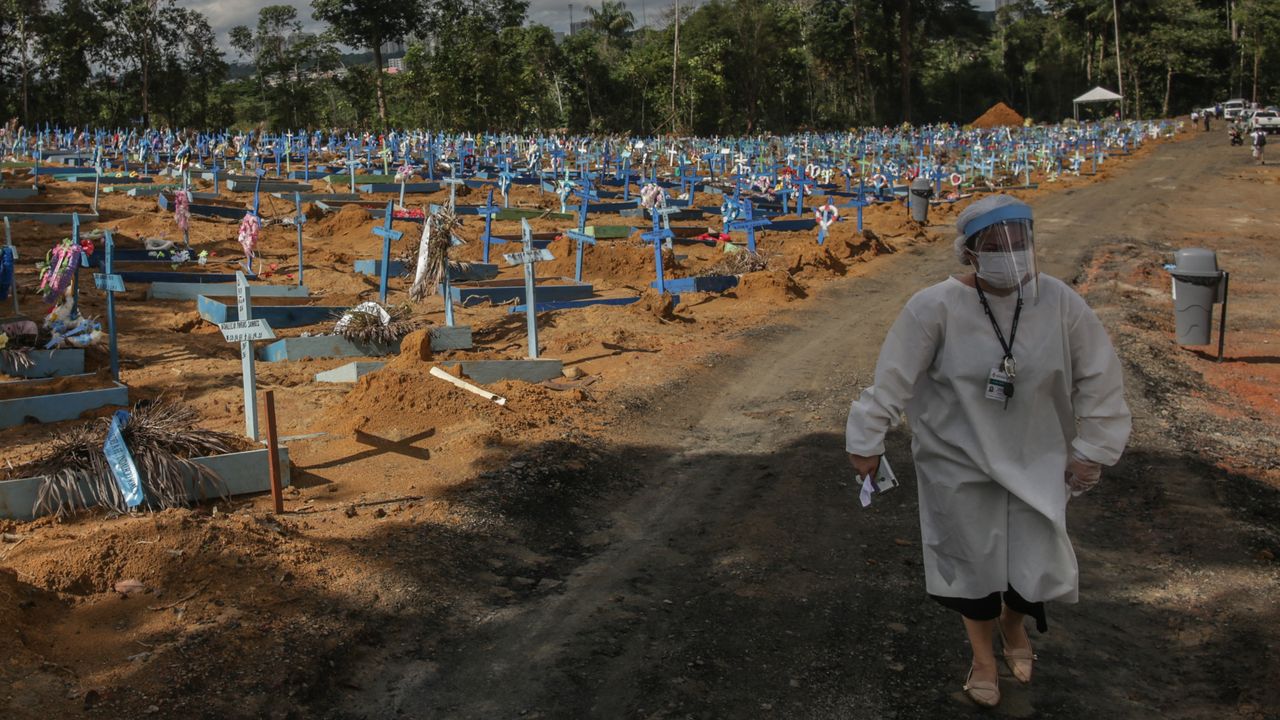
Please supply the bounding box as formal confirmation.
[315,203,370,238]
[972,102,1025,128]
[628,288,679,321]
[737,269,805,303]
[835,229,895,262]
[539,237,660,288]
[785,244,847,278]
[383,328,433,372]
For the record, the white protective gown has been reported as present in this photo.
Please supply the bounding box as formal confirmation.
[846,274,1131,603]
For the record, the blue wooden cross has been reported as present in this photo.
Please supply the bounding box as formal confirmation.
[793,167,815,214]
[503,219,555,359]
[371,201,403,303]
[293,192,306,287]
[727,200,771,253]
[70,213,85,316]
[641,207,677,294]
[92,230,125,381]
[4,217,18,314]
[251,167,265,217]
[477,189,501,263]
[620,152,632,201]
[573,180,599,231]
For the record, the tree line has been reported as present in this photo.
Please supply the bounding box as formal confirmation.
[1,0,1277,133]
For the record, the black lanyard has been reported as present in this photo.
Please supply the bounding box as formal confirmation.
[975,281,1023,378]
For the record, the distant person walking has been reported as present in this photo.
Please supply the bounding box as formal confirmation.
[1252,129,1267,165]
[1216,102,1224,119]
[1191,111,1200,127]
[1204,113,1212,132]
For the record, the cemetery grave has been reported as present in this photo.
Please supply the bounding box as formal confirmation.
[0,120,1198,718]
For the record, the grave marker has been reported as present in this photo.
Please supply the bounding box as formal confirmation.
[220,271,277,440]
[92,230,125,381]
[503,219,554,359]
[3,217,16,313]
[293,192,306,287]
[727,200,771,253]
[371,201,403,303]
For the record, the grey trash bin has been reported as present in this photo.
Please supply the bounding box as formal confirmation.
[909,176,932,224]
[1170,248,1223,345]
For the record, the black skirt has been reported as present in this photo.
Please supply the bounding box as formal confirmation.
[930,584,1048,633]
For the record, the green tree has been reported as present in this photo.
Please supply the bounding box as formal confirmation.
[312,0,424,128]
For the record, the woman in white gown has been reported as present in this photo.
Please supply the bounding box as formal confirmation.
[845,194,1132,707]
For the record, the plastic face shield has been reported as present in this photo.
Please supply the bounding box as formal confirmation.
[969,218,1038,302]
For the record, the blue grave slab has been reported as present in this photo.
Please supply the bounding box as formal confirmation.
[437,359,564,384]
[62,175,152,185]
[0,349,85,379]
[271,192,360,202]
[0,211,98,225]
[315,361,385,383]
[356,182,441,193]
[0,188,38,200]
[449,277,594,306]
[619,207,704,221]
[507,294,682,314]
[0,447,291,521]
[649,275,739,293]
[116,270,252,283]
[287,168,332,179]
[148,282,309,300]
[354,260,498,281]
[156,193,246,220]
[0,376,128,429]
[226,179,310,193]
[767,219,818,232]
[259,335,399,362]
[196,296,345,328]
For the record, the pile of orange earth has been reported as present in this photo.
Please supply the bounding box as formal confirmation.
[971,102,1025,128]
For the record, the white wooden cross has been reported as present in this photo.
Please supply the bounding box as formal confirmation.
[219,271,276,440]
[502,219,554,359]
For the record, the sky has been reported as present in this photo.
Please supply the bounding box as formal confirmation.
[181,0,996,52]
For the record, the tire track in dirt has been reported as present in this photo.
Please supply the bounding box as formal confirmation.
[338,133,1279,719]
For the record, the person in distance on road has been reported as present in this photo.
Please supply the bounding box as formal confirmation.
[1252,128,1267,165]
[844,194,1132,708]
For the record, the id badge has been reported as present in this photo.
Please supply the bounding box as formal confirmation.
[985,368,1013,403]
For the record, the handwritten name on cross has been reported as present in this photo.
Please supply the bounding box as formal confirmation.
[503,219,555,359]
[220,272,277,440]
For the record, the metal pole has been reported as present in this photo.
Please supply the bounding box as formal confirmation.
[263,390,284,514]
[1217,271,1229,363]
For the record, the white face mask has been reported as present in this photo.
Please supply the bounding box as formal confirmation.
[974,250,1032,288]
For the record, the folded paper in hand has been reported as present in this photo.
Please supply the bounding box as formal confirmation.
[859,457,898,508]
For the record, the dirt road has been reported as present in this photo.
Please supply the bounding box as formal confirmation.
[326,133,1279,719]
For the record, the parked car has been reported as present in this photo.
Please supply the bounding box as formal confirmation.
[1249,109,1280,134]
[1223,99,1247,120]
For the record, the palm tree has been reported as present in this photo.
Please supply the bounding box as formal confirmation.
[587,1,635,47]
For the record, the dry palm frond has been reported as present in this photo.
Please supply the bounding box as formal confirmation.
[20,400,241,520]
[698,250,770,277]
[402,205,466,302]
[1,348,34,371]
[333,302,419,344]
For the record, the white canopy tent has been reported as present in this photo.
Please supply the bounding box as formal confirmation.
[1073,87,1124,121]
